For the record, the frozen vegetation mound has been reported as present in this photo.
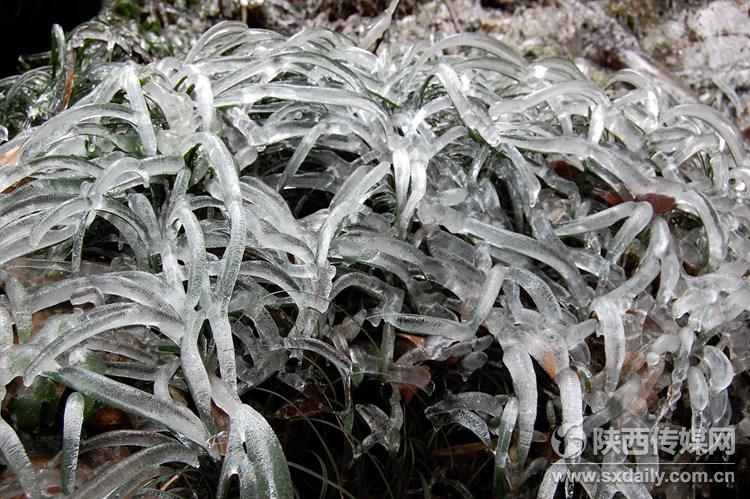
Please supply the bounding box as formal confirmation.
[0,11,748,498]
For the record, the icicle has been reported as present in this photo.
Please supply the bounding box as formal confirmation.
[590,297,626,394]
[468,265,505,330]
[494,397,518,469]
[556,368,585,460]
[0,417,41,499]
[0,305,12,349]
[502,344,536,465]
[61,392,85,494]
[359,0,399,50]
[701,345,734,394]
[687,366,709,411]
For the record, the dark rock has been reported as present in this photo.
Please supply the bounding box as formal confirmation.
[0,0,102,76]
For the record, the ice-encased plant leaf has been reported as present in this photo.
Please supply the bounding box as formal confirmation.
[501,344,536,465]
[61,391,85,494]
[69,443,199,499]
[54,366,211,449]
[0,417,41,499]
[212,376,293,499]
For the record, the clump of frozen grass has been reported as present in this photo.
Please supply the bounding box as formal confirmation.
[0,12,749,498]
